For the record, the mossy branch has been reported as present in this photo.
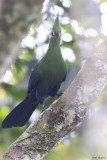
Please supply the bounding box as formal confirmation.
[2,40,107,160]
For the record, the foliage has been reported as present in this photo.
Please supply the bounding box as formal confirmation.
[0,0,107,159]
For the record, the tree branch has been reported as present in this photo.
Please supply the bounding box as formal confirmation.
[0,0,44,81]
[2,40,107,160]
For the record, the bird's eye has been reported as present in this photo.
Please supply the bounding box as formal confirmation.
[51,32,55,36]
[56,32,60,37]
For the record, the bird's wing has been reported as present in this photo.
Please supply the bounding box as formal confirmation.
[27,65,43,94]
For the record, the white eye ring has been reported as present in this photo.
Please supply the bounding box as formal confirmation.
[51,32,55,36]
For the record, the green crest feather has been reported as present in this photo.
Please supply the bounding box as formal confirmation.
[53,13,61,34]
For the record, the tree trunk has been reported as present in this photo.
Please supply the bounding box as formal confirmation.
[0,0,44,82]
[2,40,107,160]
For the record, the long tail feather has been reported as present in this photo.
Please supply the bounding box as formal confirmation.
[2,96,38,128]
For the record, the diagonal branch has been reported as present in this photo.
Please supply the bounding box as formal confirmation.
[2,40,107,160]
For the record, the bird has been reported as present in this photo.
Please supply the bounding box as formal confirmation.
[2,15,67,128]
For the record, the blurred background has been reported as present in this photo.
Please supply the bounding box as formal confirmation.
[0,0,107,159]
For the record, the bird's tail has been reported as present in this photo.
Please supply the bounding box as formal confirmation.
[2,95,39,128]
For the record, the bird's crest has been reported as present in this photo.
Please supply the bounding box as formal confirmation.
[52,13,61,36]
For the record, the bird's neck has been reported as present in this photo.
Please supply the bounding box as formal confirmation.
[49,37,60,48]
[47,37,61,55]
[42,36,63,63]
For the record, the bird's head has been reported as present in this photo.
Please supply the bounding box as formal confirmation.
[52,13,61,36]
[50,14,61,44]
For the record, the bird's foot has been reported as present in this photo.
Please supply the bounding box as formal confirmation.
[42,104,49,112]
[57,92,63,97]
[42,104,45,112]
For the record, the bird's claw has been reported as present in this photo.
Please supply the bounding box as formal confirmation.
[42,104,49,112]
[42,104,45,112]
[57,92,63,97]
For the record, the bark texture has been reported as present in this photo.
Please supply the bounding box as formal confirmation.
[2,40,107,160]
[0,0,44,81]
